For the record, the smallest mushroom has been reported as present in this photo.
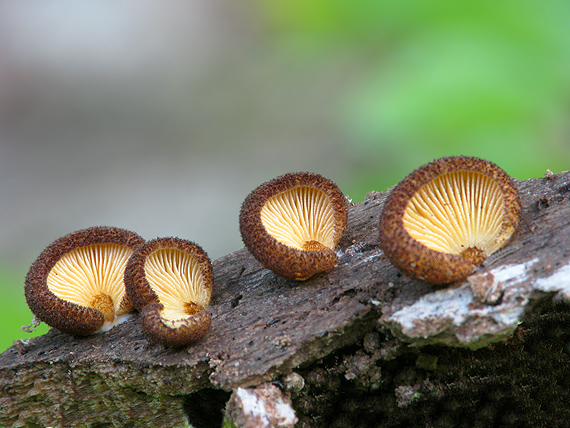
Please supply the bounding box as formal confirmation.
[239,172,348,281]
[124,237,213,347]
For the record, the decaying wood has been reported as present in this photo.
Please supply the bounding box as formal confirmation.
[1,170,570,427]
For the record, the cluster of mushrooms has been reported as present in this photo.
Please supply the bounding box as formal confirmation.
[24,156,521,347]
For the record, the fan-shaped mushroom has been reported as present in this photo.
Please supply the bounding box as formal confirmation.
[124,237,213,347]
[25,226,145,336]
[239,172,348,281]
[379,156,521,284]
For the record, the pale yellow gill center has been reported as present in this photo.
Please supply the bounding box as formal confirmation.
[402,171,507,260]
[46,243,133,322]
[260,186,337,251]
[144,248,211,324]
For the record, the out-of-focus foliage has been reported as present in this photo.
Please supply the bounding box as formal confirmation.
[0,265,49,351]
[257,0,570,200]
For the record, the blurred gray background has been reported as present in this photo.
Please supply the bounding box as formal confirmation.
[0,1,353,266]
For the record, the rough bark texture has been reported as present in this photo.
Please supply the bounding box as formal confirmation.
[1,170,570,428]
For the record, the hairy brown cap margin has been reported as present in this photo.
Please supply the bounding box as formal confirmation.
[379,156,521,284]
[139,302,212,348]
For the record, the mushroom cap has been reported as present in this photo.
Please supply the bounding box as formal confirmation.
[379,156,521,284]
[239,172,348,281]
[124,237,213,347]
[24,226,145,336]
[139,302,212,348]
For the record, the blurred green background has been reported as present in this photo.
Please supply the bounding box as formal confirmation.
[1,0,569,352]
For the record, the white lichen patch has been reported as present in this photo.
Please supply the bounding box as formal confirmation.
[535,262,570,300]
[99,313,133,332]
[274,400,297,425]
[236,387,268,424]
[491,258,538,283]
[390,286,475,332]
[233,386,297,428]
[384,258,542,348]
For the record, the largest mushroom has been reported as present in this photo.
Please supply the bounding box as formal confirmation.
[379,156,521,284]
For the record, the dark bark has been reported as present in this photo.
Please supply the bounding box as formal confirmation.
[1,170,570,428]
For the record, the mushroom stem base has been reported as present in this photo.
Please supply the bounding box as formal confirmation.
[91,293,115,323]
[460,247,487,266]
[301,240,331,252]
[184,302,205,316]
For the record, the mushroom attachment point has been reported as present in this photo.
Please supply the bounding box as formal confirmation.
[24,226,145,336]
[379,156,521,284]
[239,172,348,281]
[124,237,213,347]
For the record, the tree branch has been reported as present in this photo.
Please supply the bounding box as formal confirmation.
[2,171,570,427]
